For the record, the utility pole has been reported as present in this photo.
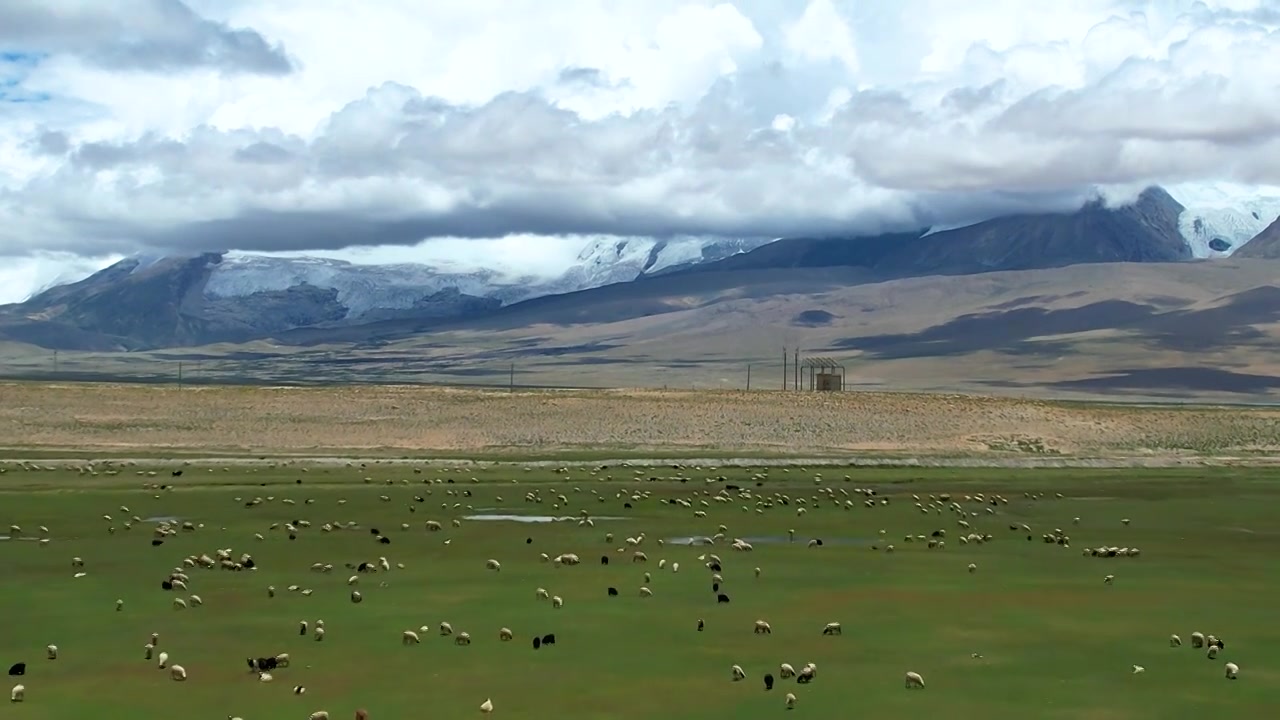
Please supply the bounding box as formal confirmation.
[53,350,58,374]
[746,364,752,391]
[177,361,183,390]
[793,348,800,391]
[782,347,787,391]
[509,362,515,393]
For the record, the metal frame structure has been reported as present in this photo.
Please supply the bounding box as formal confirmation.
[800,356,846,391]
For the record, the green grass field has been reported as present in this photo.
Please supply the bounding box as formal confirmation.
[2,462,1278,720]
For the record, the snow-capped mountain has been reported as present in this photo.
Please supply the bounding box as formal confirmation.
[1167,184,1280,257]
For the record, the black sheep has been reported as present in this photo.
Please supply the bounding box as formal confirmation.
[246,658,256,672]
[369,528,380,535]
[243,557,255,569]
[697,619,704,631]
[151,539,164,546]
[708,562,722,572]
[763,673,774,690]
[171,470,183,477]
[607,587,618,596]
[8,662,25,676]
[161,580,173,590]
[526,538,533,544]
[378,536,391,544]
[717,593,730,603]
[541,633,556,645]
[600,555,609,565]
[712,582,720,592]
[532,637,541,650]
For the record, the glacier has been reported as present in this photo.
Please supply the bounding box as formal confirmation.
[1167,183,1280,257]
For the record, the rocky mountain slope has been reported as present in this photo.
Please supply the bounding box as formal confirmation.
[1236,216,1280,259]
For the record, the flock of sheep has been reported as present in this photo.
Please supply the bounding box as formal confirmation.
[4,460,1249,715]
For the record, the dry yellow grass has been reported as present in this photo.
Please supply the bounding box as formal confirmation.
[1,381,1277,460]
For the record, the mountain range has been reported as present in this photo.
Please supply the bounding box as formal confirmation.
[2,184,1280,399]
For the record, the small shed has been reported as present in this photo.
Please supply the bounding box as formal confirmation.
[801,357,845,391]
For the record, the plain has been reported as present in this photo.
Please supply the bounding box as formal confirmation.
[1,462,1277,720]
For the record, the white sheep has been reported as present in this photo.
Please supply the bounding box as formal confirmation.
[455,632,472,646]
[784,692,797,709]
[440,621,454,636]
[1170,634,1182,647]
[754,620,772,634]
[1208,645,1220,659]
[10,684,24,702]
[731,664,746,681]
[967,563,977,573]
[639,586,653,597]
[157,651,169,669]
[350,590,362,603]
[499,627,513,641]
[535,587,549,600]
[1191,632,1205,648]
[169,664,187,681]
[314,627,326,641]
[822,622,841,636]
[308,713,330,720]
[189,594,202,607]
[1104,575,1114,585]
[481,698,494,714]
[46,644,57,660]
[115,599,123,611]
[275,653,290,667]
[552,595,564,608]
[779,663,795,679]
[1132,665,1145,674]
[905,671,925,689]
[173,597,187,610]
[403,630,421,645]
[1225,662,1239,679]
[259,671,273,682]
[486,559,501,571]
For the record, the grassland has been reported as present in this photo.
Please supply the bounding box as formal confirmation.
[3,381,1280,461]
[2,460,1279,720]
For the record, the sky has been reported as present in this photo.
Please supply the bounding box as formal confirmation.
[2,0,1280,303]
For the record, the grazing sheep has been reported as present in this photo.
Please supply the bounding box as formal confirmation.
[486,559,501,571]
[299,621,308,636]
[144,644,154,660]
[169,664,187,681]
[697,619,704,632]
[402,630,420,646]
[308,713,330,720]
[779,663,795,679]
[350,590,362,604]
[784,692,797,709]
[116,599,124,611]
[173,597,187,610]
[763,673,774,690]
[440,622,454,636]
[1132,665,1145,674]
[293,685,306,694]
[905,671,925,689]
[967,563,977,573]
[455,632,472,646]
[6,663,24,677]
[259,671,273,682]
[754,620,772,634]
[541,633,556,645]
[552,595,564,609]
[275,653,290,668]
[1170,634,1182,647]
[499,627,513,641]
[639,586,652,597]
[1191,632,1205,648]
[1225,662,1239,680]
[189,594,202,607]
[732,664,746,681]
[46,645,57,660]
[1208,646,1220,659]
[10,684,23,702]
[717,593,731,603]
[314,627,326,641]
[532,637,541,650]
[157,651,169,669]
[797,665,816,684]
[1104,575,1115,585]
[535,588,549,600]
[481,698,494,714]
[822,622,841,636]
[607,587,618,597]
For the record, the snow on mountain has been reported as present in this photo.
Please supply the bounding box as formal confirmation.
[203,236,774,320]
[1166,183,1280,257]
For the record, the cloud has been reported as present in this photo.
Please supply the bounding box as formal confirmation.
[2,0,1280,299]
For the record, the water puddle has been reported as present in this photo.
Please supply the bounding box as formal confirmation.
[464,514,625,523]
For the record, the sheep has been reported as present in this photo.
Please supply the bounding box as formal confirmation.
[189,594,202,607]
[481,698,494,714]
[797,664,816,684]
[607,587,618,597]
[532,637,541,650]
[784,692,797,709]
[258,671,273,682]
[486,559,501,571]
[732,664,746,681]
[275,653,290,668]
[1191,632,1205,648]
[1208,646,1220,659]
[350,590,363,604]
[697,619,704,632]
[552,595,564,608]
[499,627,513,641]
[1170,634,1182,647]
[439,621,454,636]
[157,651,170,669]
[754,620,772,634]
[535,588,549,600]
[173,597,187,610]
[905,671,925,689]
[314,627,326,641]
[763,673,774,690]
[455,632,472,646]
[403,630,421,646]
[308,713,330,720]
[541,633,556,645]
[822,622,841,636]
[779,663,795,679]
[299,620,308,636]
[639,586,653,597]
[1225,662,1239,680]
[10,684,23,702]
[967,563,977,573]
[46,645,57,660]
[169,664,187,681]
[1104,575,1114,585]
[6,663,24,677]
[717,593,730,603]
[1132,665,1145,674]
[293,685,306,694]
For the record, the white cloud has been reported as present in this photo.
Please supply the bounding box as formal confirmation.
[2,0,1280,303]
